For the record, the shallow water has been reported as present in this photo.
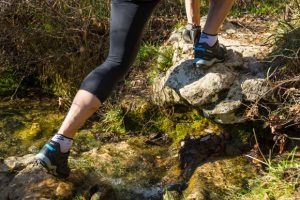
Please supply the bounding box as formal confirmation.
[0,98,258,199]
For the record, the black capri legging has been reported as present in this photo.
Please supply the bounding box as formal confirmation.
[80,0,160,102]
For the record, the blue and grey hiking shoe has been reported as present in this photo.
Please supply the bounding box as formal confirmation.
[193,40,227,67]
[35,140,70,178]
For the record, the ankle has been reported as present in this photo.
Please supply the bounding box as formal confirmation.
[51,133,73,153]
[199,32,218,47]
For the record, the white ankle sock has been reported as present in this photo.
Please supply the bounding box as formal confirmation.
[51,134,73,153]
[199,32,218,47]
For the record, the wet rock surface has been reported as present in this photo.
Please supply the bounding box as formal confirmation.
[182,156,255,200]
[0,138,169,200]
[161,131,255,200]
[0,130,255,200]
[152,17,271,124]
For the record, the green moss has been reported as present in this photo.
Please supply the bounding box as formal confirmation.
[160,117,175,133]
[173,122,191,142]
[0,99,64,157]
[157,108,222,144]
[15,113,64,140]
[73,130,101,152]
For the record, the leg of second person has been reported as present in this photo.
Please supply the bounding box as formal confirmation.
[194,0,234,67]
[203,0,235,35]
[199,0,235,47]
[35,0,160,178]
[183,0,201,44]
[185,0,200,26]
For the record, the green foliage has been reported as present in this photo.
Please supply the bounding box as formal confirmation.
[147,45,174,83]
[0,0,111,98]
[136,42,159,65]
[0,75,19,96]
[93,105,126,134]
[94,97,222,144]
[237,148,300,199]
[231,0,287,16]
[157,46,174,71]
[173,20,186,31]
[73,130,101,152]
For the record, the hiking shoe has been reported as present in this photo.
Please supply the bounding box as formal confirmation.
[182,24,201,45]
[35,140,70,178]
[193,40,227,67]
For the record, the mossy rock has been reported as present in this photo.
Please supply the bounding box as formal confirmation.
[15,113,64,140]
[183,156,255,200]
[160,109,223,144]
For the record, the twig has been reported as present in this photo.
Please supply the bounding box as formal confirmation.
[245,154,269,166]
[10,76,25,100]
[253,128,269,165]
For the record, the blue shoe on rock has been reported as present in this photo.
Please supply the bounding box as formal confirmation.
[35,140,70,179]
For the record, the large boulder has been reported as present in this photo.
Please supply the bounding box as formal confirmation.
[152,19,270,124]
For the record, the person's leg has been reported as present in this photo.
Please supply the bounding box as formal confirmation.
[35,0,160,178]
[58,90,101,139]
[183,0,201,44]
[203,0,235,35]
[58,0,160,139]
[185,0,200,26]
[194,0,234,67]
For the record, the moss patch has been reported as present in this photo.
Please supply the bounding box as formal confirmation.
[0,98,64,157]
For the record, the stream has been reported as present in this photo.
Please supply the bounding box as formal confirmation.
[0,98,257,199]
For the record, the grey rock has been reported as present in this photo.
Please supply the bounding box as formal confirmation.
[203,100,245,124]
[152,57,241,107]
[28,145,39,153]
[152,74,184,106]
[4,154,35,171]
[152,24,270,124]
[0,162,9,173]
[241,78,270,102]
[179,65,237,106]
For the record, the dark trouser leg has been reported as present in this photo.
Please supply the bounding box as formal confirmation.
[80,0,160,102]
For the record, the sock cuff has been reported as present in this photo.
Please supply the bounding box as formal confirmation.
[202,32,218,36]
[56,133,73,140]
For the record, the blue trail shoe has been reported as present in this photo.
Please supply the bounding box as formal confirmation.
[193,40,227,67]
[35,140,70,178]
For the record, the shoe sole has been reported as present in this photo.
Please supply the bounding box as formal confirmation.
[193,58,224,68]
[35,153,58,176]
